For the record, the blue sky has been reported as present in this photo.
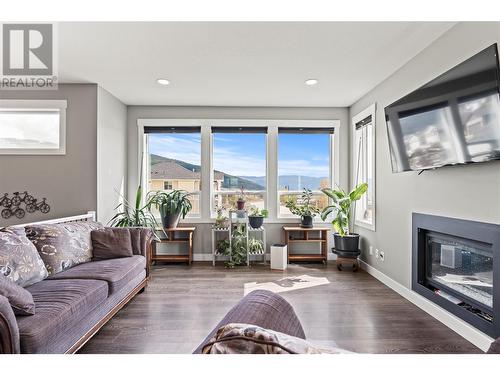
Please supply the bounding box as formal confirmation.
[149,133,330,177]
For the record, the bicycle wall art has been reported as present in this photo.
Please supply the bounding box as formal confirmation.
[1,191,51,220]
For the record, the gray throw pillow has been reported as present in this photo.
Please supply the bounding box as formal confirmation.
[25,221,104,276]
[91,228,134,260]
[0,274,35,315]
[0,227,49,287]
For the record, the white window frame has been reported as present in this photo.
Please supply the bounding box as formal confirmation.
[0,99,67,155]
[276,122,337,221]
[137,119,340,224]
[210,121,268,219]
[352,104,376,231]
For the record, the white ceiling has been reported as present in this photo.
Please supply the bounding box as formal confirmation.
[58,22,456,107]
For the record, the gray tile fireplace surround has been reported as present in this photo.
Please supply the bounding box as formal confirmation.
[412,213,500,338]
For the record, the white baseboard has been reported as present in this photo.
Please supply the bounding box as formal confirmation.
[358,259,494,352]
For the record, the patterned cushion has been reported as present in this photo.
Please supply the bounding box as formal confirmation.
[202,323,347,354]
[25,221,103,276]
[0,274,35,315]
[0,227,48,287]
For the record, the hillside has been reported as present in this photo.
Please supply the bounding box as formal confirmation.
[240,175,328,191]
[150,154,264,190]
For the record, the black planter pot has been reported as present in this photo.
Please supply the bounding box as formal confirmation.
[248,216,264,229]
[333,233,360,253]
[160,209,181,229]
[300,215,313,228]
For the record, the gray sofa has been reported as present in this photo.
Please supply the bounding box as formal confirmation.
[0,219,151,354]
[193,289,306,353]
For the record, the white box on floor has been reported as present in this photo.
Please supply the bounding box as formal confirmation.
[270,244,287,270]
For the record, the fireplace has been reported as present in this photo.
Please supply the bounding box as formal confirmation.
[413,213,500,337]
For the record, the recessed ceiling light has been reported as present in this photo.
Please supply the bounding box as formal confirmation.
[305,79,318,86]
[157,78,170,86]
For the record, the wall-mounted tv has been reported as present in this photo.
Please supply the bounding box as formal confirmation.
[385,44,500,173]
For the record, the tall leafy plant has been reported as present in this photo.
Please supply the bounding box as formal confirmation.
[320,183,368,236]
[108,185,159,231]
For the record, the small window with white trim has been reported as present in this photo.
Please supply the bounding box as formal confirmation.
[353,104,376,230]
[0,100,67,155]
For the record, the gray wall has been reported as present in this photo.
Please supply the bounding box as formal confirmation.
[0,84,98,226]
[97,87,127,224]
[349,22,500,287]
[127,106,348,256]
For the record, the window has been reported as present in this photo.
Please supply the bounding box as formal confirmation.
[0,100,67,155]
[353,104,376,230]
[145,126,202,217]
[277,127,334,218]
[211,127,267,215]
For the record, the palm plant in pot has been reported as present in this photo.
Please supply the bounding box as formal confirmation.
[320,183,368,255]
[285,188,320,228]
[109,185,159,230]
[147,189,192,229]
[248,207,268,229]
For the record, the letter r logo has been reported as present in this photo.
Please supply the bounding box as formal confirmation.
[2,24,53,75]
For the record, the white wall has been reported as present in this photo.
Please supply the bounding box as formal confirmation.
[349,22,500,287]
[97,87,128,224]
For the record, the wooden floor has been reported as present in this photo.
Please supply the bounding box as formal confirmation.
[79,262,481,354]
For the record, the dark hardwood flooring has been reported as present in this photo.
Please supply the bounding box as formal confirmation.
[78,262,481,354]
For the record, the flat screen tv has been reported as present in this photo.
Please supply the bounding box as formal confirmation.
[385,44,500,173]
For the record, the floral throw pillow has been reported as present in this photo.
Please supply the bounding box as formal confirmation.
[0,227,49,287]
[202,323,350,354]
[25,221,103,276]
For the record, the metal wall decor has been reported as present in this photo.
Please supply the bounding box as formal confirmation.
[1,191,50,219]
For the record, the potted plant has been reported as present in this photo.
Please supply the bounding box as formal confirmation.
[248,207,268,229]
[237,186,246,210]
[320,183,368,254]
[147,189,192,229]
[108,185,161,238]
[227,224,247,268]
[285,188,320,228]
[214,205,229,229]
[248,237,264,254]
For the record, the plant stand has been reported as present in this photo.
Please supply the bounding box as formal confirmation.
[248,226,266,264]
[229,210,250,266]
[332,248,361,272]
[211,226,230,266]
[211,211,267,266]
[152,227,195,265]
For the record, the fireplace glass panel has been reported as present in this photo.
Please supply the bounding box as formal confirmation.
[426,232,493,309]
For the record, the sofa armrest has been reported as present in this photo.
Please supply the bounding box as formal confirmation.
[0,295,20,354]
[193,290,306,353]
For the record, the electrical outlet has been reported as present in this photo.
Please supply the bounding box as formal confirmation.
[369,246,373,256]
[379,251,385,261]
[375,249,379,259]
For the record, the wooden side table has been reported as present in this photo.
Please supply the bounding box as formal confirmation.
[152,227,195,265]
[282,226,329,263]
